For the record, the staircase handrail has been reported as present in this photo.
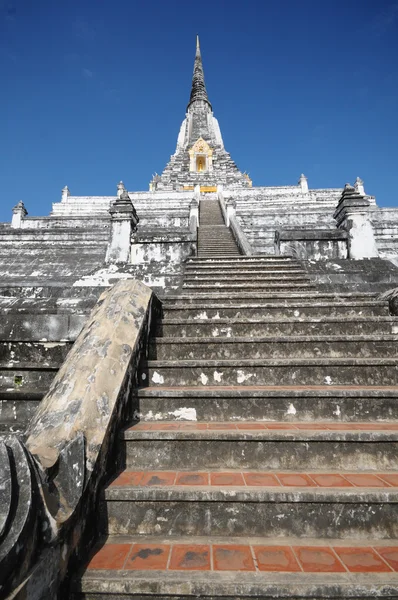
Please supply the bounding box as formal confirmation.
[0,279,160,598]
[217,189,253,256]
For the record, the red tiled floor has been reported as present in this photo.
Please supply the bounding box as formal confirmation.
[264,423,298,430]
[140,472,176,486]
[213,544,255,571]
[324,423,357,430]
[295,424,328,430]
[210,472,245,486]
[374,547,398,571]
[294,546,345,573]
[208,423,237,430]
[86,544,131,570]
[125,544,170,570]
[253,546,301,572]
[243,473,280,486]
[177,422,208,430]
[169,544,211,570]
[310,474,353,488]
[150,423,182,430]
[236,423,266,430]
[129,422,152,430]
[378,474,398,486]
[334,547,392,572]
[355,423,395,430]
[277,473,316,487]
[175,472,209,486]
[344,474,391,487]
[110,472,144,487]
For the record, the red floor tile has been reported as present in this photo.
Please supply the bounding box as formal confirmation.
[325,423,357,430]
[208,423,237,430]
[378,474,398,486]
[177,422,208,430]
[141,472,177,486]
[86,544,131,570]
[129,422,152,430]
[334,547,392,572]
[374,547,398,571]
[344,474,391,487]
[169,544,211,570]
[277,473,316,487]
[253,546,300,572]
[243,473,280,486]
[295,424,328,430]
[355,424,394,430]
[125,544,170,570]
[264,423,298,430]
[213,544,255,571]
[236,423,266,430]
[310,474,353,487]
[150,423,182,430]
[110,472,144,487]
[210,472,245,486]
[294,546,345,573]
[175,472,209,486]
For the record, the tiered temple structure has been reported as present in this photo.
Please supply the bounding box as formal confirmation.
[2,37,398,600]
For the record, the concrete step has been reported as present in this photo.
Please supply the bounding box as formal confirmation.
[0,341,71,367]
[181,283,315,291]
[123,422,398,470]
[134,385,398,422]
[104,468,398,538]
[0,367,56,394]
[162,301,389,319]
[0,390,43,433]
[78,536,398,598]
[186,256,295,264]
[184,268,307,277]
[162,292,382,304]
[157,316,398,338]
[143,357,398,386]
[150,335,398,360]
[183,274,311,283]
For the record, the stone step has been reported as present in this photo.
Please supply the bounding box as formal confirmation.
[181,283,315,291]
[184,269,306,278]
[186,256,294,263]
[0,390,43,433]
[183,274,311,283]
[150,336,398,360]
[157,316,398,338]
[0,368,56,394]
[78,536,398,598]
[0,313,86,341]
[144,358,398,386]
[162,301,389,319]
[0,341,71,367]
[104,469,398,538]
[164,291,379,303]
[122,422,398,471]
[134,385,398,422]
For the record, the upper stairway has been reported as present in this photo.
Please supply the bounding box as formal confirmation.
[198,198,241,258]
[76,256,398,599]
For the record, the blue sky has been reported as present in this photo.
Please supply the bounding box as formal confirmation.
[0,0,397,221]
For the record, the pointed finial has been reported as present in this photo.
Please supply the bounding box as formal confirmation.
[187,35,211,111]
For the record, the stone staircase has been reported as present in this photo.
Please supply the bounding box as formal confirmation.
[0,288,102,433]
[76,256,398,598]
[198,198,241,257]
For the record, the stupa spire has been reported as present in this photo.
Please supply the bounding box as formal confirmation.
[187,35,212,110]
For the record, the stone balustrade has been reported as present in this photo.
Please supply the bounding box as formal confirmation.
[0,279,160,598]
